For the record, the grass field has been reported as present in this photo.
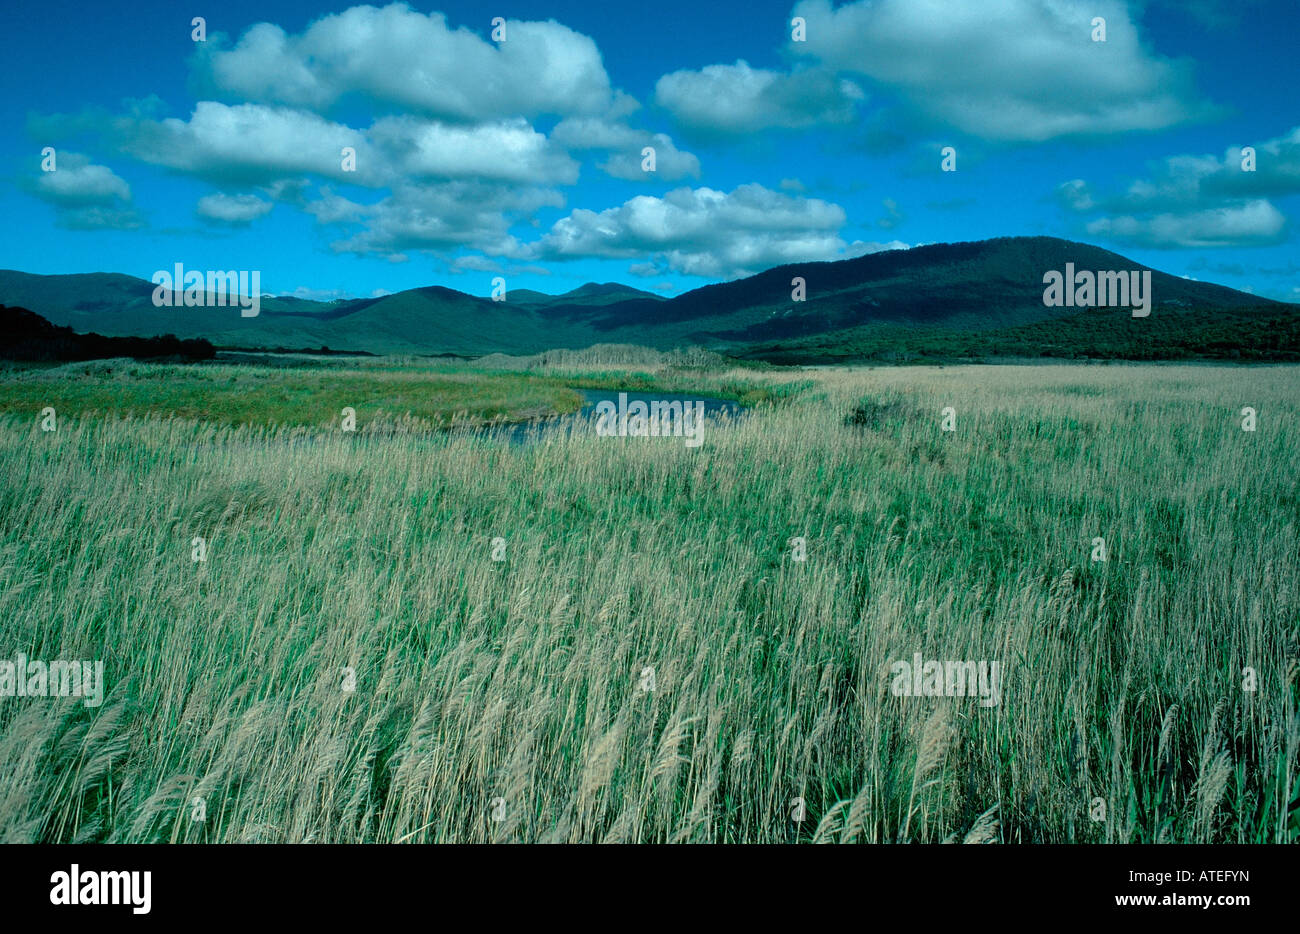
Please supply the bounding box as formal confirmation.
[0,358,1296,843]
[0,357,587,429]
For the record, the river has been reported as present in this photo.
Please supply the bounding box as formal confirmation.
[472,388,745,446]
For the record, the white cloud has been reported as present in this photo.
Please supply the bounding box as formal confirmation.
[789,0,1212,141]
[370,116,578,184]
[1118,126,1300,209]
[654,61,863,134]
[450,254,504,273]
[33,155,130,205]
[601,134,701,182]
[117,102,371,185]
[312,181,564,258]
[1086,200,1287,248]
[196,192,274,224]
[108,101,580,192]
[302,188,370,225]
[195,4,617,121]
[529,183,868,278]
[1062,126,1299,247]
[283,285,356,301]
[26,153,142,230]
[551,118,700,181]
[31,4,640,256]
[1056,179,1095,211]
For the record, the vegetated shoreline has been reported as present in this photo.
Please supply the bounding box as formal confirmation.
[0,350,794,435]
[7,341,1296,437]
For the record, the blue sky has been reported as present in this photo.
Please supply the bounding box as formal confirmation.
[2,0,1297,301]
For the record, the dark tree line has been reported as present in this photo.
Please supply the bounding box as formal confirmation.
[0,305,215,362]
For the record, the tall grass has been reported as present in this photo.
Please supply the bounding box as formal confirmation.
[0,358,587,428]
[0,363,1296,843]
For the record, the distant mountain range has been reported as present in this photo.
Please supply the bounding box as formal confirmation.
[2,237,1295,362]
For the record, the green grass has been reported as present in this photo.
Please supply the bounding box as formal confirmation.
[0,358,591,429]
[0,356,792,430]
[0,360,1296,843]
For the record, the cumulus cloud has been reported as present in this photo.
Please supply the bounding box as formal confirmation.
[32,155,130,205]
[193,4,617,121]
[25,5,674,256]
[1121,126,1300,208]
[450,254,504,273]
[302,188,370,225]
[22,4,718,270]
[25,152,142,230]
[115,102,371,186]
[601,135,701,182]
[83,99,586,193]
[310,181,564,258]
[551,118,700,181]
[654,61,863,134]
[1056,178,1096,211]
[528,183,881,278]
[788,0,1213,141]
[1085,200,1287,248]
[21,4,974,274]
[1061,126,1299,247]
[369,116,579,184]
[196,192,274,224]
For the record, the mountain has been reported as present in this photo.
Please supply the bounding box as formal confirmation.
[511,282,667,307]
[501,288,554,305]
[1,237,1293,360]
[555,282,667,306]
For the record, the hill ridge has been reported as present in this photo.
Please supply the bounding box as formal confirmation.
[0,236,1288,359]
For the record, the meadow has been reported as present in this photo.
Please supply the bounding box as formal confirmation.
[0,356,1296,843]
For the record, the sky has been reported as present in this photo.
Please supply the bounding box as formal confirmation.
[2,0,1297,302]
